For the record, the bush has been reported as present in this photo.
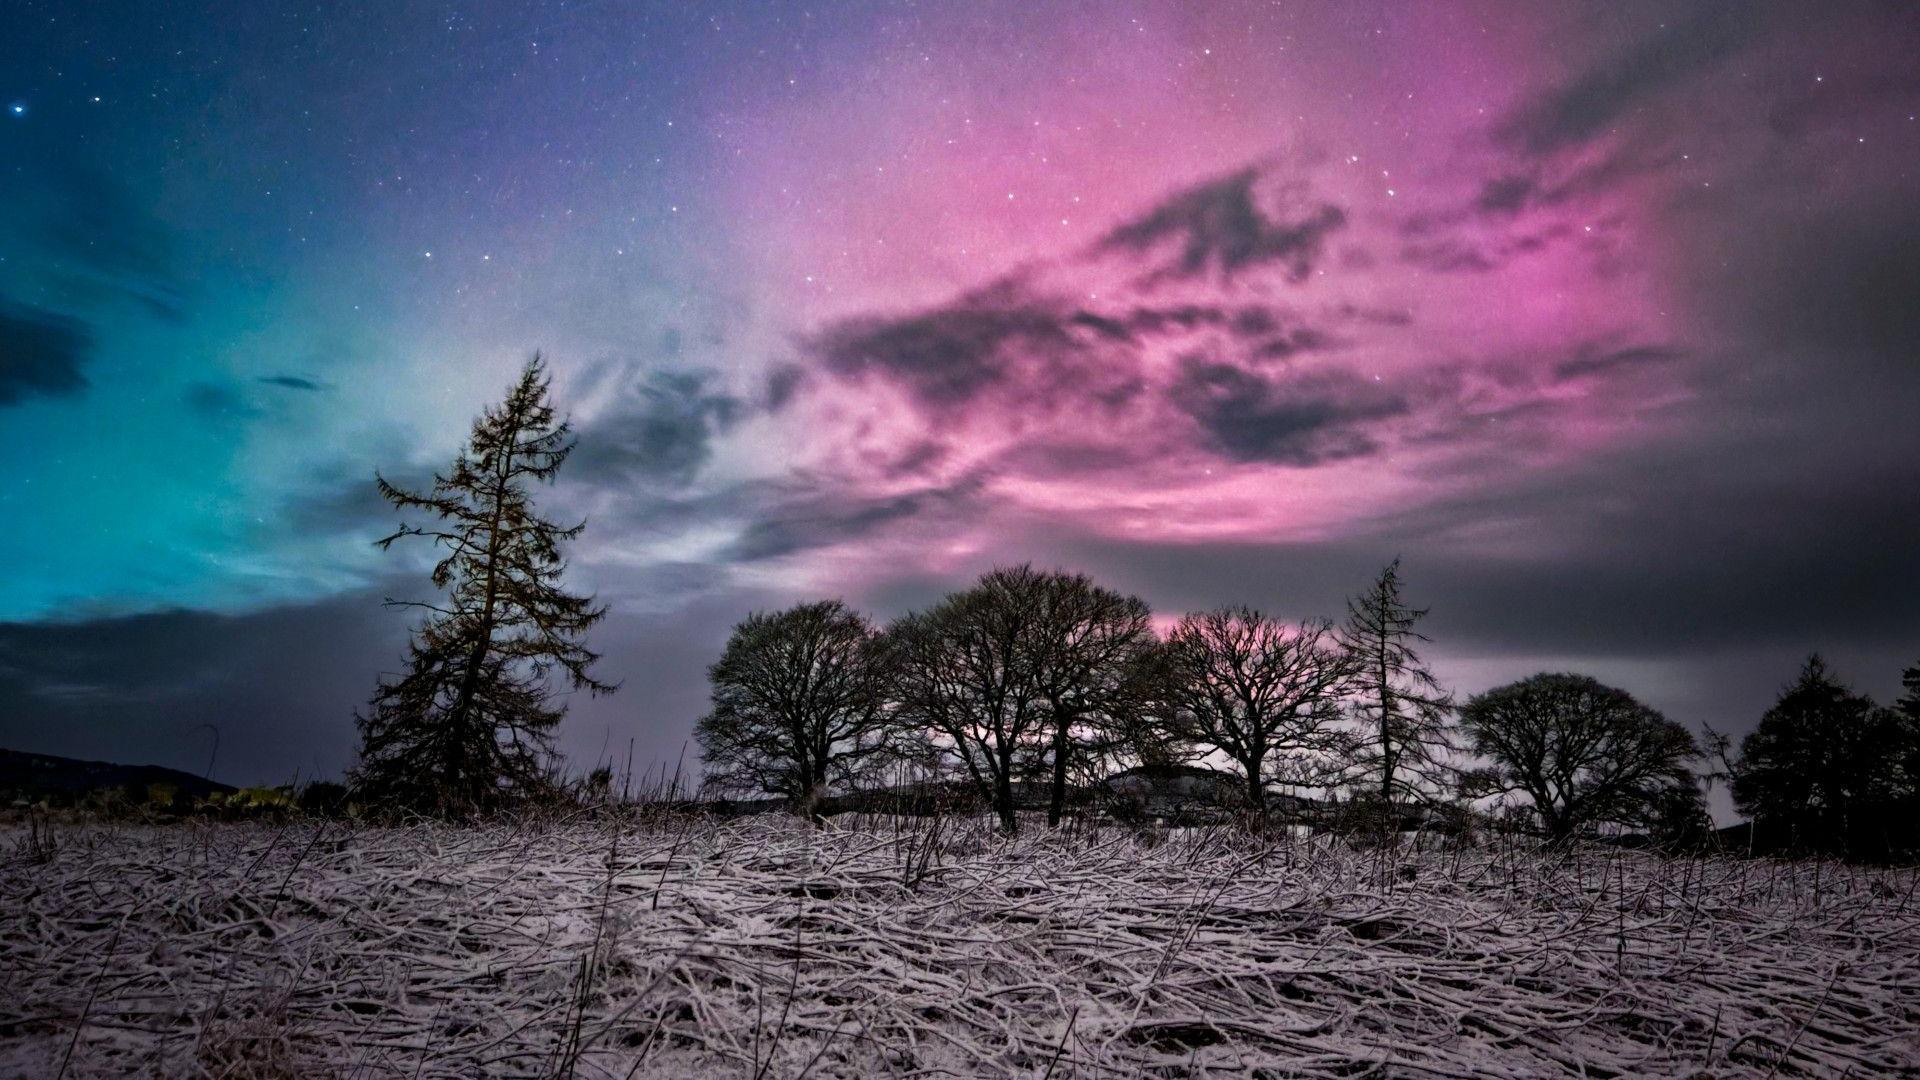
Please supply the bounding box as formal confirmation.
[296,781,351,816]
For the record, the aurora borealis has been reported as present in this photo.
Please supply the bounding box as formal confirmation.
[3,1,1917,786]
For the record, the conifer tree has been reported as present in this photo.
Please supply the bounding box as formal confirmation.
[1899,660,1920,723]
[1732,655,1906,857]
[352,355,613,813]
[1337,560,1455,806]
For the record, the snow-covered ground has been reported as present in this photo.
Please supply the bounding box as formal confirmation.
[3,813,1915,1077]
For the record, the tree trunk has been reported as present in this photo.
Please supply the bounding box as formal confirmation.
[1244,757,1267,830]
[1377,654,1394,806]
[1046,709,1073,828]
[443,417,522,809]
[1545,807,1574,845]
[794,760,821,823]
[994,765,1019,834]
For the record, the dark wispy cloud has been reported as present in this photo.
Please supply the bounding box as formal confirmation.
[183,381,262,421]
[1475,175,1536,216]
[0,301,92,407]
[814,284,1087,409]
[39,165,190,322]
[726,477,984,562]
[1168,360,1407,466]
[1498,6,1757,156]
[569,370,745,487]
[761,364,806,412]
[259,375,326,391]
[1551,344,1682,382]
[1097,167,1346,284]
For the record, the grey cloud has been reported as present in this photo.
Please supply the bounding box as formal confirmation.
[1168,359,1407,466]
[726,478,983,562]
[0,301,92,406]
[41,165,190,321]
[0,593,409,784]
[1727,204,1920,371]
[1499,6,1756,156]
[1476,175,1536,216]
[0,587,755,788]
[260,375,326,391]
[184,381,262,421]
[570,370,745,487]
[762,363,806,412]
[1097,168,1345,283]
[1552,344,1682,382]
[814,286,1083,409]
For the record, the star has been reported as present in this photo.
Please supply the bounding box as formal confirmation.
[7,102,25,117]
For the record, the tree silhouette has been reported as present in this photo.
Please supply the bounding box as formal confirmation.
[696,600,896,819]
[1024,571,1158,827]
[1461,673,1696,843]
[352,356,612,814]
[1732,655,1913,857]
[890,567,1055,833]
[1337,560,1455,807]
[1162,608,1356,817]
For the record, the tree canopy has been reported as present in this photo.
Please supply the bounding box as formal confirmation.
[696,600,895,817]
[1461,673,1697,842]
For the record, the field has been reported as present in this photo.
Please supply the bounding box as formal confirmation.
[2,813,1916,1078]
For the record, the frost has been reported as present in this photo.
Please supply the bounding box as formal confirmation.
[2,815,1915,1076]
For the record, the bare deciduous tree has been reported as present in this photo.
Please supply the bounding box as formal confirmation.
[695,600,896,819]
[353,355,613,814]
[1460,673,1696,843]
[1162,608,1357,816]
[890,566,1054,833]
[1026,572,1158,827]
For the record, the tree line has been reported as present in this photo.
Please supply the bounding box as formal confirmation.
[347,358,1920,859]
[696,569,1920,857]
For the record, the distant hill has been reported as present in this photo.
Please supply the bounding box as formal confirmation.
[0,747,236,805]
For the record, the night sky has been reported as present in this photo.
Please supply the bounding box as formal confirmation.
[3,1,1916,796]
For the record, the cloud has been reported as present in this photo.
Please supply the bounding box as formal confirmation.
[1498,7,1756,156]
[762,364,806,412]
[813,283,1087,409]
[1552,344,1682,382]
[1726,204,1920,371]
[184,381,262,420]
[1097,167,1346,283]
[1475,175,1536,216]
[788,148,1704,562]
[260,375,326,391]
[569,369,745,487]
[0,587,752,785]
[0,302,92,407]
[726,478,984,562]
[1168,359,1408,466]
[0,594,406,783]
[39,165,190,321]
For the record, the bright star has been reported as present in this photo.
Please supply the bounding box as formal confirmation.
[7,103,24,117]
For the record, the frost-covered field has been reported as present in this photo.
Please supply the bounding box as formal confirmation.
[3,814,1916,1078]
